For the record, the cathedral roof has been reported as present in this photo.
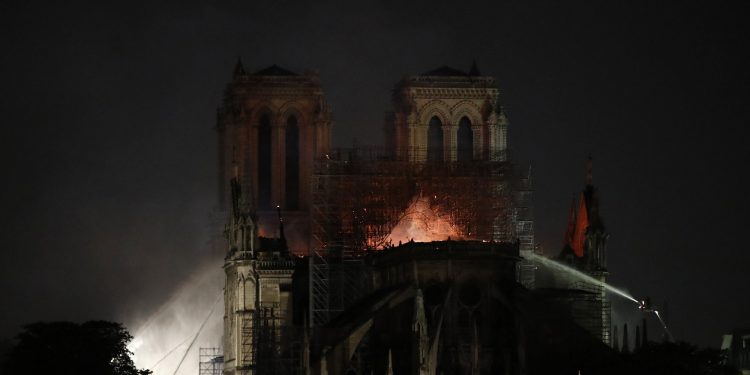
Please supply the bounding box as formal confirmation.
[253,64,299,76]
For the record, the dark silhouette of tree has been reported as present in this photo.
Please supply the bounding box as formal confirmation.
[1,321,151,375]
[629,341,739,375]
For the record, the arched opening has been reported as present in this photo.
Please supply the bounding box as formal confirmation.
[457,116,473,161]
[427,116,443,162]
[285,115,299,210]
[258,114,272,209]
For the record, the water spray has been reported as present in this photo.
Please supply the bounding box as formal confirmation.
[527,253,674,342]
[172,293,222,375]
[148,336,191,370]
[635,297,674,341]
[527,253,639,303]
[128,259,224,375]
[653,310,674,342]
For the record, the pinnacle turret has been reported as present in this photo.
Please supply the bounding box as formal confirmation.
[468,60,481,76]
[233,56,246,77]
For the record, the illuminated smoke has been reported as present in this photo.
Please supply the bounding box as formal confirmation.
[127,259,224,375]
[385,195,462,245]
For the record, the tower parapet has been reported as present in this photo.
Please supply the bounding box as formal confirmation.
[385,63,509,163]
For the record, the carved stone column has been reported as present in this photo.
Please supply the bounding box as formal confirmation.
[444,124,456,162]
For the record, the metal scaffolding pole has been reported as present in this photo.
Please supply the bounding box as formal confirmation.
[199,347,223,375]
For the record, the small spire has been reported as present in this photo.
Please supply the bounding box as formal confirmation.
[233,56,246,77]
[469,60,481,76]
[277,205,285,235]
[229,146,241,218]
[585,154,593,186]
[386,349,394,375]
[230,176,241,220]
[232,146,239,180]
[277,205,287,252]
[571,193,589,257]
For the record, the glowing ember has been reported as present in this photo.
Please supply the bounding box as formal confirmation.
[385,195,462,246]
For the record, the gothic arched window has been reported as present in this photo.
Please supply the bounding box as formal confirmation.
[457,116,473,161]
[285,115,300,210]
[258,114,272,209]
[427,116,443,162]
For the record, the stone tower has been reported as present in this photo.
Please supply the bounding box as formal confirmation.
[551,156,611,344]
[217,60,332,254]
[384,63,509,162]
[384,63,535,288]
[222,169,296,375]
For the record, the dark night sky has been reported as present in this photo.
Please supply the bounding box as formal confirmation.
[1,0,748,348]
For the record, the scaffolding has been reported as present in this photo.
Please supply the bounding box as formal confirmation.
[569,277,612,345]
[311,148,417,256]
[311,148,515,252]
[199,347,223,375]
[514,165,536,289]
[240,313,254,368]
[252,305,306,375]
[309,147,523,326]
[309,251,368,328]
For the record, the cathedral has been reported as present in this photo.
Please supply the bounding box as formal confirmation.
[216,61,614,375]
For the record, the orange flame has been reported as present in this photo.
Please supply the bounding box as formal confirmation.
[385,196,462,246]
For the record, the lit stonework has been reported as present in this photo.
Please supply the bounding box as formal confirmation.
[217,62,332,254]
[385,65,509,163]
[213,63,630,375]
[222,175,296,375]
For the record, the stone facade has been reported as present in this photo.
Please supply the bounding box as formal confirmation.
[385,66,509,162]
[215,63,624,374]
[217,62,332,254]
[222,175,296,375]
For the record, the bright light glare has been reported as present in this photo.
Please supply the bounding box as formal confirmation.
[128,260,224,375]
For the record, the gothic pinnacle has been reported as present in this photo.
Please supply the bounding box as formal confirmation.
[233,56,246,77]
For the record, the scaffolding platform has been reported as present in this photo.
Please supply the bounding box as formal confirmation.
[199,347,223,375]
